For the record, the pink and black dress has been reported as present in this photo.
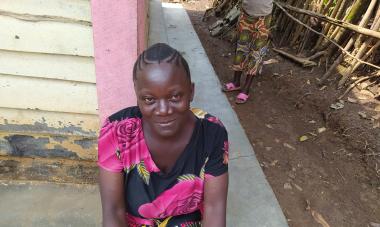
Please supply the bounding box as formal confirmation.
[98,106,229,227]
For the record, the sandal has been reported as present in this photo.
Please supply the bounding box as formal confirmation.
[235,92,249,104]
[222,82,241,92]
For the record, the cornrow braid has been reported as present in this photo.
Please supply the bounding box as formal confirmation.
[132,43,191,81]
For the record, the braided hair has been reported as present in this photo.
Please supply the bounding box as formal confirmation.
[133,43,191,81]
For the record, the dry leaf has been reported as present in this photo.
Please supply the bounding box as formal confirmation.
[330,102,344,110]
[293,183,303,191]
[270,160,279,166]
[319,86,327,91]
[318,127,326,133]
[283,143,296,150]
[265,124,274,129]
[311,210,330,227]
[306,200,330,227]
[347,97,357,103]
[263,58,279,65]
[284,183,292,190]
[299,135,309,142]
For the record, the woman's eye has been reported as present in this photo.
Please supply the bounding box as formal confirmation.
[170,94,181,101]
[144,97,154,104]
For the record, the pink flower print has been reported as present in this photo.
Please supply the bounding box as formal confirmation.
[223,141,229,165]
[138,177,204,219]
[126,212,154,226]
[115,118,142,143]
[114,118,159,173]
[206,116,224,127]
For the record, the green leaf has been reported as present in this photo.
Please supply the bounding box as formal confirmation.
[137,161,150,185]
[178,174,197,182]
[299,135,309,142]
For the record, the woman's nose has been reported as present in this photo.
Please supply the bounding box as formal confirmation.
[155,99,172,116]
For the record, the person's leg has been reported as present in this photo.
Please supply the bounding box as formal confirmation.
[222,12,252,92]
[232,71,243,86]
[235,15,271,104]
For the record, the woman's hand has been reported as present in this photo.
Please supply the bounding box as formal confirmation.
[202,172,228,227]
[99,168,127,227]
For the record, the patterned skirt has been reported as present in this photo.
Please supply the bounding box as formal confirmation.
[231,10,271,75]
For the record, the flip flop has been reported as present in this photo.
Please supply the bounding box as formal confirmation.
[235,92,249,104]
[222,82,241,92]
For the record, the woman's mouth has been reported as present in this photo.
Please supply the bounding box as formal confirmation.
[156,119,176,127]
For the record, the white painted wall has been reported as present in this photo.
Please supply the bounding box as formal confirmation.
[0,0,99,162]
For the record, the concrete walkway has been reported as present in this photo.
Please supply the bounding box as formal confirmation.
[151,2,289,226]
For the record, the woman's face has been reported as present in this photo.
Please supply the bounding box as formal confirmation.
[134,62,194,138]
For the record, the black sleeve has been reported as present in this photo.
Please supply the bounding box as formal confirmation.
[204,127,229,177]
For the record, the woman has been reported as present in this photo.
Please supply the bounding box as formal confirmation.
[220,0,273,104]
[98,43,229,227]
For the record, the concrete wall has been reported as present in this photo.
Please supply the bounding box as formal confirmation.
[91,0,148,123]
[0,0,150,184]
[0,0,99,183]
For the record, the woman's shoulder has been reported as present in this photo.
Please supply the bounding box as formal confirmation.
[191,108,226,132]
[108,106,142,123]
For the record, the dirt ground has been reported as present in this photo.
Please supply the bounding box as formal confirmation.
[183,1,380,226]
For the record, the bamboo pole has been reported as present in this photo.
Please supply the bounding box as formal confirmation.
[275,1,380,40]
[290,0,313,45]
[325,0,371,57]
[338,10,380,87]
[321,0,334,15]
[313,0,347,51]
[274,2,380,70]
[280,0,304,45]
[354,3,380,48]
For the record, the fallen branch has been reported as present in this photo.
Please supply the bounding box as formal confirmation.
[308,51,326,61]
[273,48,317,67]
[274,2,380,70]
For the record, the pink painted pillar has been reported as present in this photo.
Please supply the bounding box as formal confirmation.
[91,0,148,123]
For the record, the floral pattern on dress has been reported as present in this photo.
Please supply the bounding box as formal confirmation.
[115,118,160,174]
[138,177,204,219]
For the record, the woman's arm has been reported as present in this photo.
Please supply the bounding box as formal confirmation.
[99,168,127,227]
[202,172,229,227]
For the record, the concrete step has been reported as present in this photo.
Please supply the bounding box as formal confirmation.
[0,180,101,227]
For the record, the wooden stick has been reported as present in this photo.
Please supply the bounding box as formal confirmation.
[274,1,380,70]
[353,0,379,48]
[275,1,380,40]
[273,48,317,67]
[312,0,345,51]
[319,55,343,85]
